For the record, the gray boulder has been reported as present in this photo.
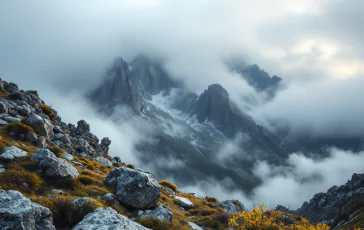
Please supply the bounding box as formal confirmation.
[0,190,55,230]
[139,204,172,222]
[217,200,245,213]
[0,102,8,114]
[62,152,74,161]
[0,146,27,161]
[35,136,47,148]
[188,222,204,230]
[72,207,150,230]
[77,120,90,135]
[172,196,194,209]
[104,167,161,209]
[26,132,38,142]
[101,137,112,147]
[94,157,112,167]
[27,114,54,140]
[30,149,79,179]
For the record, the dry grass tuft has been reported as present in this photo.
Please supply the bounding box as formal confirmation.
[159,180,178,192]
[0,168,43,194]
[6,121,33,134]
[41,104,57,120]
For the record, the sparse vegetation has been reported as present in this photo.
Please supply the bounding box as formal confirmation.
[159,180,178,192]
[229,203,330,230]
[78,175,103,186]
[6,121,33,134]
[205,196,218,203]
[41,104,57,120]
[0,168,43,194]
[48,145,63,158]
[137,217,189,230]
[127,164,135,169]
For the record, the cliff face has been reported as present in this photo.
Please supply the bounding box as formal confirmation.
[295,173,364,227]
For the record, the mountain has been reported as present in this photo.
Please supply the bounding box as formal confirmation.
[295,173,364,228]
[0,77,343,230]
[88,56,288,194]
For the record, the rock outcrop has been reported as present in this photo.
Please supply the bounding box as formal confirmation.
[72,207,150,230]
[30,149,79,180]
[217,200,245,213]
[0,146,27,161]
[0,190,55,230]
[139,204,173,222]
[27,114,54,140]
[104,167,161,209]
[296,173,364,225]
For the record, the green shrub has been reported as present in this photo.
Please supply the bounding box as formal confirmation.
[159,180,178,192]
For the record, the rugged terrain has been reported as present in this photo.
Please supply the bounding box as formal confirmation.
[0,75,363,229]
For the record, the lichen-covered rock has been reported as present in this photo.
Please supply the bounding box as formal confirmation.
[0,146,27,161]
[139,204,172,221]
[94,157,112,167]
[217,200,245,213]
[62,152,74,161]
[30,149,79,179]
[172,196,194,209]
[72,207,150,230]
[27,114,54,140]
[104,167,161,209]
[0,190,55,230]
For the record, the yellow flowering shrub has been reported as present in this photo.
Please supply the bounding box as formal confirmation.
[229,203,330,230]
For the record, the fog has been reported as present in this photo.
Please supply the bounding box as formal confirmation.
[1,0,364,209]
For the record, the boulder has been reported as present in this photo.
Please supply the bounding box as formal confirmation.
[26,132,38,142]
[0,190,55,230]
[188,222,204,230]
[104,167,161,209]
[172,196,194,209]
[217,200,245,213]
[0,102,8,114]
[30,149,79,179]
[72,207,150,230]
[62,152,74,161]
[35,136,47,148]
[139,204,172,221]
[27,114,54,140]
[94,157,112,167]
[101,137,112,147]
[0,146,27,161]
[77,120,90,135]
[8,91,24,100]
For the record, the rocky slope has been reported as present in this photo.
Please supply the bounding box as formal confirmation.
[0,78,249,229]
[295,173,364,228]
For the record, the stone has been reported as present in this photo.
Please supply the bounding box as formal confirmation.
[0,146,27,161]
[0,119,9,125]
[139,204,172,222]
[62,152,74,161]
[49,189,64,195]
[94,157,113,167]
[53,126,63,133]
[26,132,38,142]
[72,197,95,207]
[8,91,24,100]
[188,222,204,230]
[35,136,47,148]
[101,137,112,147]
[0,102,8,114]
[172,196,194,209]
[217,200,245,213]
[0,164,5,173]
[72,207,150,230]
[27,114,54,140]
[77,120,90,135]
[30,149,79,179]
[104,167,161,209]
[0,190,55,230]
